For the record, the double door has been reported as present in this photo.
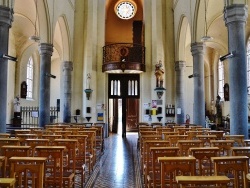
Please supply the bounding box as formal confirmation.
[108,74,140,137]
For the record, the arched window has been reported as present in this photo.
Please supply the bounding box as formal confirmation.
[247,40,250,95]
[26,57,34,99]
[218,59,224,100]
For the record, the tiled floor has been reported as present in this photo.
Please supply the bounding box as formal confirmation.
[84,132,142,188]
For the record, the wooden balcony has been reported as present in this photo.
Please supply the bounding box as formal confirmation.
[102,43,145,73]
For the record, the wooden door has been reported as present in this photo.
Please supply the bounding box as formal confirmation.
[126,98,139,131]
[108,74,140,137]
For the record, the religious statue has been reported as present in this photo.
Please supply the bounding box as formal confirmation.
[86,73,91,89]
[13,95,21,112]
[215,95,222,126]
[154,60,164,88]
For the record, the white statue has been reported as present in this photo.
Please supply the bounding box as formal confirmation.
[14,95,20,112]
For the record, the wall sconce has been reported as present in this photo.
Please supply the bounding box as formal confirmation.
[84,73,92,100]
[0,54,18,62]
[84,89,93,100]
[45,73,56,79]
[154,87,166,99]
[188,73,199,79]
[219,52,235,62]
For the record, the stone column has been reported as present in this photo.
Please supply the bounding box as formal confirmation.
[191,42,205,126]
[0,6,13,132]
[63,61,73,123]
[175,61,186,124]
[38,43,53,128]
[224,4,248,137]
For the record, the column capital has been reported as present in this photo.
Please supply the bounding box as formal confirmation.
[0,6,13,27]
[63,61,73,71]
[191,42,205,56]
[224,4,248,26]
[39,43,53,56]
[175,61,186,71]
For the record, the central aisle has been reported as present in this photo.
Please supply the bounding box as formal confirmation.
[84,133,142,188]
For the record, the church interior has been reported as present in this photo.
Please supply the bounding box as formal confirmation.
[1,0,250,187]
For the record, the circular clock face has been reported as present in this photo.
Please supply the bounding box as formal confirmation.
[115,1,137,20]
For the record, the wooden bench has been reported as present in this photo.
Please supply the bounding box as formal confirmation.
[176,175,230,188]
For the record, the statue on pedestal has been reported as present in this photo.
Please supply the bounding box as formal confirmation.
[215,95,222,126]
[154,60,164,88]
[13,95,20,113]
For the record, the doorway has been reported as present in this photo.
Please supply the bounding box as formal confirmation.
[108,74,140,137]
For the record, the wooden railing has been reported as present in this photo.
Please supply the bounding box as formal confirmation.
[102,43,145,72]
[6,106,60,132]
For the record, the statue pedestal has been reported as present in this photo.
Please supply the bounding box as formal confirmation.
[154,87,166,99]
[12,117,21,127]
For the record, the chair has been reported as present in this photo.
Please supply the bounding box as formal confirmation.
[54,139,78,186]
[189,147,219,175]
[54,130,72,138]
[186,131,204,140]
[176,175,230,188]
[93,123,105,152]
[155,127,171,136]
[224,135,245,146]
[0,133,10,138]
[231,146,250,172]
[244,139,250,146]
[0,138,20,155]
[0,178,15,188]
[207,131,224,140]
[9,156,46,188]
[196,135,217,146]
[14,129,31,137]
[41,134,62,145]
[67,135,88,186]
[78,130,97,168]
[211,156,249,188]
[176,128,191,135]
[168,135,188,146]
[210,140,234,156]
[25,138,49,156]
[16,133,37,145]
[147,147,179,188]
[0,156,6,178]
[1,145,31,177]
[161,131,178,140]
[143,140,170,185]
[158,156,196,188]
[139,135,162,170]
[177,140,203,156]
[35,145,74,188]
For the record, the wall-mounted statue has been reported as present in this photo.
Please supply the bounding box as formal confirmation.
[154,60,164,88]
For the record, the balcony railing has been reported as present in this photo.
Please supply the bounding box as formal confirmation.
[102,43,145,72]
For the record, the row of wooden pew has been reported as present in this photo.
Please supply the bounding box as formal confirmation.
[0,123,105,188]
[138,124,250,188]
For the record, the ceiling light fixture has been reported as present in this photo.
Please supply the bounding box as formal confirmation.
[201,0,213,42]
[29,0,40,42]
